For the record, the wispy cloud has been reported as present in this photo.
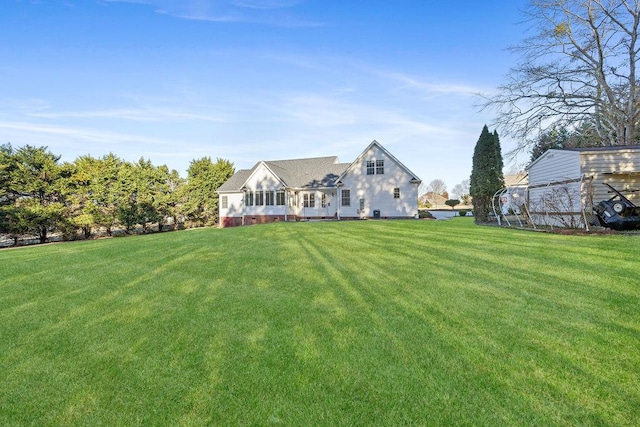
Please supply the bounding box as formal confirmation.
[0,120,172,146]
[233,0,303,10]
[0,98,52,115]
[102,0,323,27]
[27,108,226,123]
[271,91,459,144]
[382,71,488,98]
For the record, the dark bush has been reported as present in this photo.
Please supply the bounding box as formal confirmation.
[445,199,460,209]
[418,210,435,219]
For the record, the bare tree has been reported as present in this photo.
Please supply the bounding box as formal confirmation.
[419,179,448,207]
[532,183,586,228]
[452,179,471,204]
[421,179,447,197]
[482,0,640,152]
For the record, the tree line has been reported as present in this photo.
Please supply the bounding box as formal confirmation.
[0,144,234,246]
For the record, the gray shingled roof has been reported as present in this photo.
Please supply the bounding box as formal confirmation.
[266,156,350,188]
[218,156,350,192]
[217,169,252,192]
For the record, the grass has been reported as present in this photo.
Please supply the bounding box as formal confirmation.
[1,218,639,426]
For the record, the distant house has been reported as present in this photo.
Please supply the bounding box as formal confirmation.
[217,140,421,227]
[419,192,446,208]
[524,145,640,227]
[498,173,528,215]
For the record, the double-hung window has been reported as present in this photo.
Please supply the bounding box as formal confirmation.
[244,191,253,206]
[341,189,351,206]
[265,191,274,206]
[394,188,400,199]
[366,159,384,175]
[303,193,315,208]
[221,196,228,209]
[276,190,285,206]
[366,160,375,175]
[255,190,264,206]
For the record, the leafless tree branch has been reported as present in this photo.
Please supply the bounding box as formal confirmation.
[480,0,640,154]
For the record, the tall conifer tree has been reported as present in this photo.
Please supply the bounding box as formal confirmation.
[470,125,504,222]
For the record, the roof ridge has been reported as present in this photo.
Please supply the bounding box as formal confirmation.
[266,155,339,163]
[562,145,640,152]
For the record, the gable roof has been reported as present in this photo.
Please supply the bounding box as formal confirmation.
[217,155,350,192]
[217,168,252,192]
[265,156,350,189]
[335,140,421,184]
[217,140,420,193]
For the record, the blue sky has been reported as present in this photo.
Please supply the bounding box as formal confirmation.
[1,0,529,191]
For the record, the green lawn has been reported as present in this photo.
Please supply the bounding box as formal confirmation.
[1,218,639,426]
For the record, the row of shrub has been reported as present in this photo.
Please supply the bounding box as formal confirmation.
[0,144,234,247]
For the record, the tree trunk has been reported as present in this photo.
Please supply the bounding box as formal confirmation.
[473,197,491,223]
[39,226,47,244]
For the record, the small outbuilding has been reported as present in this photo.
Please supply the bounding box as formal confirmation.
[525,145,640,228]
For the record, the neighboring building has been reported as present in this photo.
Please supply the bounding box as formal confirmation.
[497,173,528,215]
[419,192,447,208]
[217,140,422,227]
[524,145,640,227]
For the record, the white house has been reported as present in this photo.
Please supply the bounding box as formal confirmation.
[217,140,422,227]
[525,145,640,227]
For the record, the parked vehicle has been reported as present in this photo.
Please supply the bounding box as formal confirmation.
[593,184,640,230]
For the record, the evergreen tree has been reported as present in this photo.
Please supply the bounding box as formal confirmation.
[92,153,124,236]
[65,155,98,239]
[0,144,21,245]
[8,145,68,243]
[0,143,16,205]
[153,166,182,232]
[470,125,504,223]
[180,157,234,227]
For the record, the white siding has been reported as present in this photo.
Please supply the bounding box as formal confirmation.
[338,144,419,218]
[218,192,244,219]
[244,163,281,190]
[295,189,338,218]
[243,163,287,217]
[526,150,583,227]
[528,181,586,228]
[527,150,581,185]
